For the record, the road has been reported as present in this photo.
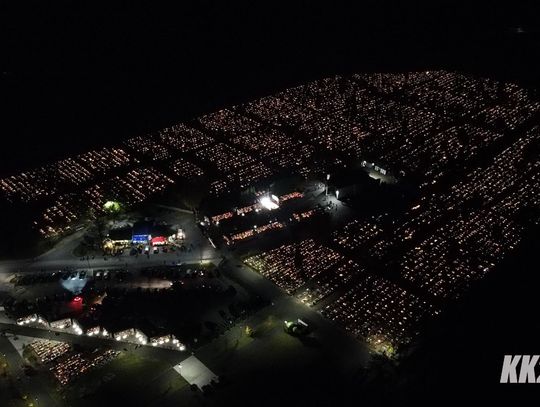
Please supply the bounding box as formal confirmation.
[153,204,194,214]
[219,255,370,372]
[0,200,370,406]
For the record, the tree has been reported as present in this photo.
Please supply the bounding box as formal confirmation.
[103,200,123,224]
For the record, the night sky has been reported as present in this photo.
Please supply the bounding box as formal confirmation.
[2,2,539,175]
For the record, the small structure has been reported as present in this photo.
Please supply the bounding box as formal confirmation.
[50,318,84,335]
[131,220,173,245]
[284,319,310,336]
[107,227,132,247]
[173,356,219,390]
[177,228,185,240]
[151,236,167,246]
[132,220,153,244]
[17,314,49,328]
[259,194,280,210]
[113,328,148,345]
[86,326,110,338]
[150,334,186,350]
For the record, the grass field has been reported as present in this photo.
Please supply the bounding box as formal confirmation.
[61,351,188,407]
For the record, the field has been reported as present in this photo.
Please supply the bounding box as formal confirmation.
[60,351,188,407]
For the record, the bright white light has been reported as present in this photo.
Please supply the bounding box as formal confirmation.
[260,195,279,210]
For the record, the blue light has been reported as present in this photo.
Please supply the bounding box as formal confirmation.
[132,234,149,243]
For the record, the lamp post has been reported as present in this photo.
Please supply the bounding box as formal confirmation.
[199,243,203,265]
[325,174,330,196]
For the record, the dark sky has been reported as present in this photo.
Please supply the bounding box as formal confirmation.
[2,2,539,175]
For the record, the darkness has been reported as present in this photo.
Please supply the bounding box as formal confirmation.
[2,2,540,175]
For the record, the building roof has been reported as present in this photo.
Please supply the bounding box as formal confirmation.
[151,236,167,245]
[173,356,219,389]
[108,227,132,241]
[132,220,153,236]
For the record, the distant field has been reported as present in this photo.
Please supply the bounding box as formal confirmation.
[61,351,188,407]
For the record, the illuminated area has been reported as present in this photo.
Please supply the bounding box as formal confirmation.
[151,236,167,246]
[103,200,122,213]
[1,67,539,405]
[259,194,279,210]
[61,272,87,294]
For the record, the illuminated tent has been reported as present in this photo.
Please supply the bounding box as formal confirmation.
[151,236,167,246]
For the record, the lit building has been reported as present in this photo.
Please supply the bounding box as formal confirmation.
[259,194,280,210]
[132,220,153,244]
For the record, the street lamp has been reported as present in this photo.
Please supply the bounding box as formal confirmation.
[325,174,330,196]
[199,243,203,264]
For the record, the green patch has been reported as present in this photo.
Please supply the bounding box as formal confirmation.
[62,352,188,407]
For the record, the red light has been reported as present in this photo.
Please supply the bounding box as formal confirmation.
[73,296,82,302]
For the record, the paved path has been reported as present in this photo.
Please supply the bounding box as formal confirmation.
[153,204,194,215]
